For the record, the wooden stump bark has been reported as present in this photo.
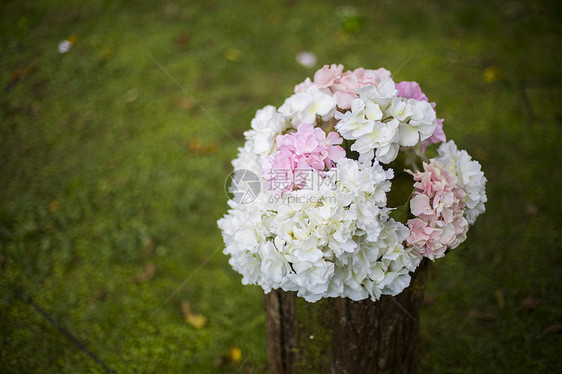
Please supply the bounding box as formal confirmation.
[264,258,430,374]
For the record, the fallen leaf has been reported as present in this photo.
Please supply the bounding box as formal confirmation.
[4,64,36,92]
[134,263,155,283]
[423,293,436,305]
[89,289,107,301]
[521,297,541,309]
[228,346,242,363]
[524,203,539,215]
[224,48,242,62]
[483,66,500,83]
[125,89,138,102]
[186,139,219,155]
[176,97,195,111]
[494,290,505,309]
[542,324,562,335]
[101,48,112,59]
[48,200,59,212]
[181,301,207,329]
[186,312,206,329]
[143,239,157,256]
[214,346,243,367]
[468,309,497,321]
[175,32,191,50]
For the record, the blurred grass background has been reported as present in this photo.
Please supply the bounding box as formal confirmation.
[1,0,561,372]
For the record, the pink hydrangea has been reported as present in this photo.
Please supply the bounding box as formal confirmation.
[295,65,393,110]
[396,81,446,151]
[332,67,392,109]
[405,161,468,260]
[314,64,344,88]
[396,81,429,102]
[262,123,346,192]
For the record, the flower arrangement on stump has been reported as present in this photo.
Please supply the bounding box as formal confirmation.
[218,64,487,373]
[218,64,487,303]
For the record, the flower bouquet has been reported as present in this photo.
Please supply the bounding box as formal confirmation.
[218,64,486,303]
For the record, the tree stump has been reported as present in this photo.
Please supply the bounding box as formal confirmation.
[264,258,430,374]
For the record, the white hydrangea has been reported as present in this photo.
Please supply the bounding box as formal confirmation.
[435,140,487,224]
[335,84,437,164]
[350,118,400,164]
[231,139,262,175]
[249,105,288,155]
[217,158,422,302]
[230,105,288,180]
[279,85,336,126]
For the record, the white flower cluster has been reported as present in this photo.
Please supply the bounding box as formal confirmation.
[279,85,336,126]
[435,141,488,224]
[218,65,487,303]
[218,159,421,302]
[335,84,437,164]
[231,105,287,175]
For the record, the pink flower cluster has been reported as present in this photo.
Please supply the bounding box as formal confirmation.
[295,64,392,110]
[262,123,345,192]
[396,81,446,150]
[406,161,468,260]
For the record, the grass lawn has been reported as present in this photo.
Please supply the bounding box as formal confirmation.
[1,0,561,372]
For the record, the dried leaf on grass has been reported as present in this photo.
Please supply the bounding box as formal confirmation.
[468,309,497,321]
[176,97,195,111]
[175,32,191,50]
[524,203,539,215]
[494,290,505,309]
[224,48,242,62]
[48,200,59,212]
[4,64,36,92]
[521,297,541,309]
[214,346,243,367]
[181,300,207,329]
[133,263,155,283]
[228,347,242,363]
[186,139,219,155]
[483,66,501,83]
[89,289,107,301]
[143,239,157,256]
[423,293,436,305]
[542,324,562,335]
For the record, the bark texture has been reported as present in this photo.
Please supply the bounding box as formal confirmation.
[264,258,429,374]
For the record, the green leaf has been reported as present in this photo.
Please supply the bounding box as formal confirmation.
[389,201,410,224]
